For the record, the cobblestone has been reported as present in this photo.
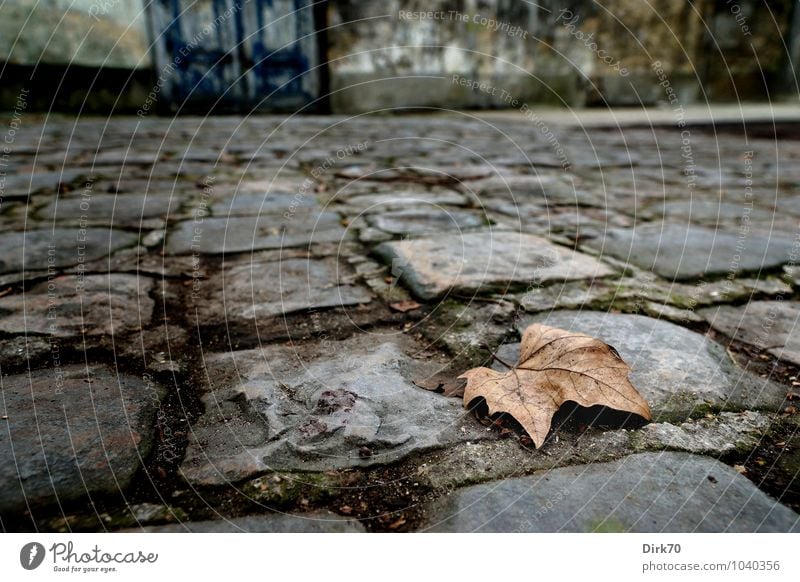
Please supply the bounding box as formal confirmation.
[1,114,798,531]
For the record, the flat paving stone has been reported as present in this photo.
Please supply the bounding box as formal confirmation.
[375,230,615,301]
[35,194,179,226]
[366,209,485,235]
[422,452,799,532]
[417,411,774,495]
[209,192,317,217]
[136,511,365,532]
[337,190,467,211]
[700,300,800,366]
[640,411,771,454]
[512,311,786,420]
[645,200,776,224]
[180,335,485,484]
[0,169,86,198]
[191,255,373,326]
[0,274,154,338]
[585,222,794,281]
[0,228,139,274]
[0,365,165,515]
[469,174,598,207]
[166,213,349,255]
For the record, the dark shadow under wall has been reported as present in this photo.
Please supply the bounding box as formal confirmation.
[0,63,155,114]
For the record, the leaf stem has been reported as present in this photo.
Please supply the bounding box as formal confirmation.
[482,343,515,369]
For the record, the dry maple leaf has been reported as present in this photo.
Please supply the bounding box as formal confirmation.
[413,372,466,398]
[459,323,652,448]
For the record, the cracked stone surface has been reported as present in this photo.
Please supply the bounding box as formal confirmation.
[510,311,786,420]
[700,301,800,366]
[0,365,165,514]
[376,230,616,300]
[180,335,485,484]
[423,452,800,532]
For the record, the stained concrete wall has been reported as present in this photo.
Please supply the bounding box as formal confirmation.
[0,0,150,69]
[0,0,152,112]
[326,0,798,112]
[1,0,797,112]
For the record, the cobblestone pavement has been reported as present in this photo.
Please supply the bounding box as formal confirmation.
[1,114,799,532]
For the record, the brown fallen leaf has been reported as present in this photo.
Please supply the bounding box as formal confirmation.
[390,300,423,313]
[459,323,652,448]
[413,372,466,398]
[388,516,407,530]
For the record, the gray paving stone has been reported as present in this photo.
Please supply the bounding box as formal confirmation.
[0,336,52,371]
[191,255,373,326]
[337,189,467,212]
[645,200,776,224]
[0,274,154,338]
[586,222,794,280]
[165,213,349,255]
[469,174,598,207]
[512,311,786,420]
[376,230,615,301]
[417,412,774,496]
[367,209,485,235]
[0,365,165,514]
[700,301,800,366]
[180,335,485,484]
[35,194,179,226]
[0,228,139,274]
[0,169,86,198]
[640,411,771,454]
[209,192,317,217]
[136,511,365,532]
[422,452,799,532]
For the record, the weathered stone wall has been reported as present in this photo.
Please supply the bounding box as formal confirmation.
[0,0,796,112]
[0,0,150,69]
[0,0,152,112]
[327,0,797,112]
